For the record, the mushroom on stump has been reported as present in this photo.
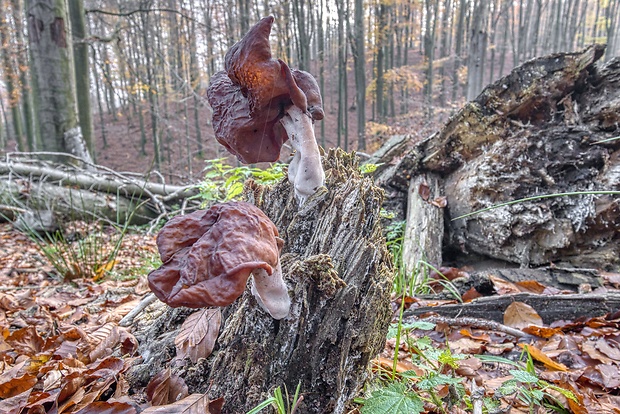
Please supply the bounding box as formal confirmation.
[206,16,325,205]
[147,202,290,320]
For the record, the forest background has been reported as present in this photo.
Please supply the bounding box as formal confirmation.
[0,0,619,182]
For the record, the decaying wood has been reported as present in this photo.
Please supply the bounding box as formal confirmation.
[0,153,199,225]
[0,179,157,225]
[403,173,444,278]
[128,149,394,414]
[406,292,620,325]
[377,45,619,272]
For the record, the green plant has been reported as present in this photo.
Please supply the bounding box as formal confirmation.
[28,220,130,281]
[194,158,285,206]
[360,162,382,175]
[360,321,465,413]
[479,350,577,413]
[246,383,303,414]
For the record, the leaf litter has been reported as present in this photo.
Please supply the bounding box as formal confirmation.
[2,222,620,412]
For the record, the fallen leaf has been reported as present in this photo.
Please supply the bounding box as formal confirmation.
[518,344,568,371]
[372,356,424,376]
[514,280,547,294]
[461,287,482,302]
[74,401,137,414]
[504,302,543,329]
[146,368,189,407]
[430,196,447,208]
[418,182,430,201]
[522,325,563,338]
[489,275,521,295]
[449,337,484,354]
[580,364,620,389]
[0,388,31,414]
[175,308,221,363]
[595,337,620,361]
[142,393,218,413]
[6,326,45,356]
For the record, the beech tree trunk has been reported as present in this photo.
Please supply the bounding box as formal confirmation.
[26,0,92,164]
[128,150,394,414]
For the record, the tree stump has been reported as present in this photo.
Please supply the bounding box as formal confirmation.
[128,149,394,413]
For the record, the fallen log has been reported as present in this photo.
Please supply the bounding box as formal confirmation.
[375,45,620,272]
[0,179,157,225]
[406,292,620,324]
[0,153,199,225]
[127,149,395,413]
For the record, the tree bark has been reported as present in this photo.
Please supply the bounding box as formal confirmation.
[374,45,619,272]
[128,149,394,414]
[68,0,94,161]
[26,0,92,164]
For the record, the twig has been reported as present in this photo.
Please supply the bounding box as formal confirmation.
[405,315,531,338]
[119,293,158,327]
[471,379,484,414]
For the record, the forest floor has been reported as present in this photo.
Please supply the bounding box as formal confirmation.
[1,221,620,413]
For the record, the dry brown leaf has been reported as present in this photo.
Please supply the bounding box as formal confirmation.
[146,368,189,406]
[459,329,490,342]
[489,275,521,295]
[372,356,424,376]
[514,280,547,294]
[175,308,221,363]
[580,364,620,389]
[6,326,45,356]
[74,401,137,414]
[88,323,120,362]
[503,302,543,329]
[455,357,482,379]
[142,393,217,413]
[449,337,484,354]
[431,196,447,208]
[521,325,563,338]
[418,182,430,201]
[595,337,620,361]
[461,287,482,302]
[519,344,568,371]
[0,388,31,414]
[581,341,614,365]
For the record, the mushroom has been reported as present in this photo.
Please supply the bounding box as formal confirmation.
[147,202,290,319]
[206,16,325,205]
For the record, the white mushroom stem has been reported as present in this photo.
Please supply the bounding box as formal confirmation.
[279,105,325,205]
[250,262,291,320]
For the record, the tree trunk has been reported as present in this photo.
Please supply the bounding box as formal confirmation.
[128,150,394,414]
[452,0,467,102]
[466,0,489,100]
[11,0,35,151]
[352,0,366,150]
[68,0,94,161]
[26,0,92,164]
[0,8,25,151]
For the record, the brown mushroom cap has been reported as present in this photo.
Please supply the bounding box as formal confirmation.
[206,16,324,164]
[148,202,284,308]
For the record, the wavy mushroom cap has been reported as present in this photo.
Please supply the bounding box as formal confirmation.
[148,202,283,308]
[206,16,324,164]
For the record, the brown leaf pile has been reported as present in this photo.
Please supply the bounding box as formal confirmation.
[0,223,225,413]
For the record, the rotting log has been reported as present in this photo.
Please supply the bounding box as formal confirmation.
[0,155,199,225]
[403,173,444,279]
[0,179,157,225]
[377,45,619,272]
[127,149,395,414]
[405,292,620,324]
